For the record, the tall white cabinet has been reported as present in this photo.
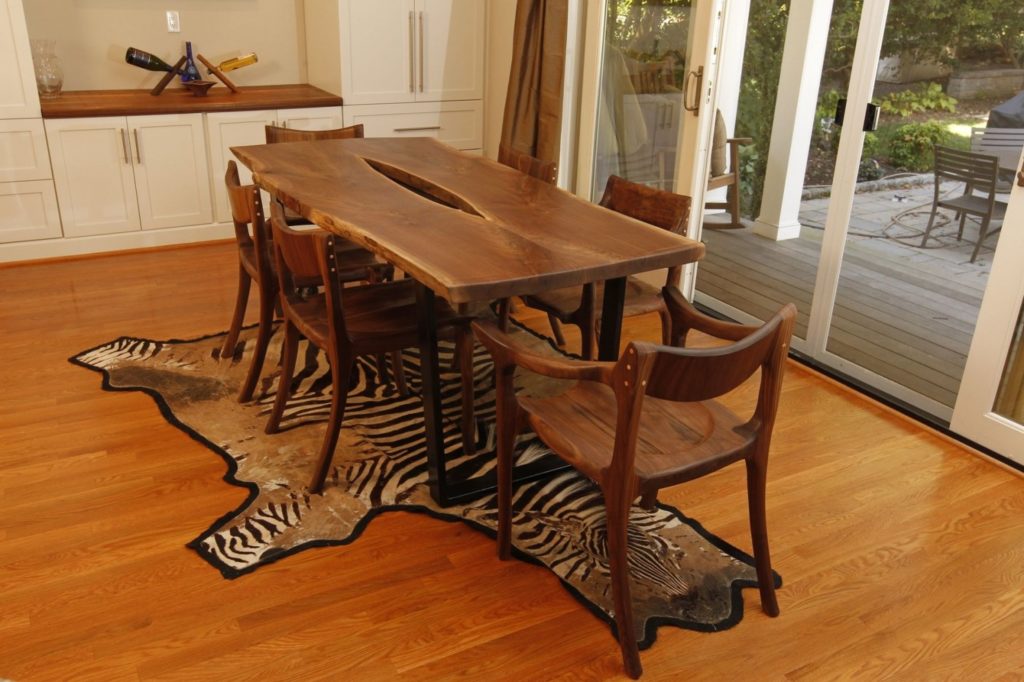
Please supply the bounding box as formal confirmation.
[0,0,61,245]
[306,0,485,152]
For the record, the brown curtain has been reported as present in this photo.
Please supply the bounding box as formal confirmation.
[994,304,1024,423]
[500,0,569,164]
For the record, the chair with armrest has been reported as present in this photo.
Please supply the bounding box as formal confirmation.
[517,175,691,359]
[920,145,1007,263]
[265,202,478,492]
[473,286,796,679]
[704,110,751,229]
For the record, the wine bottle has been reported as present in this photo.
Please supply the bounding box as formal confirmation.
[180,41,201,82]
[215,53,258,73]
[125,47,174,72]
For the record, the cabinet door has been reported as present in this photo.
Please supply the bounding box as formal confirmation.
[206,109,277,223]
[0,0,39,119]
[129,114,212,231]
[0,119,51,182]
[340,0,417,105]
[0,180,61,243]
[343,101,482,150]
[417,0,484,102]
[276,106,345,131]
[46,117,140,237]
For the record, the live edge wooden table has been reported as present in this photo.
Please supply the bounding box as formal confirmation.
[232,137,705,506]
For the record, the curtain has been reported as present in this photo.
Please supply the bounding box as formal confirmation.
[994,303,1024,424]
[500,0,569,164]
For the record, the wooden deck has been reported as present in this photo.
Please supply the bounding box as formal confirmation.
[696,224,987,409]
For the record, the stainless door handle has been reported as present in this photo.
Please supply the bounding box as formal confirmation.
[119,128,130,164]
[393,125,441,132]
[409,11,415,93]
[418,11,425,93]
[133,129,142,163]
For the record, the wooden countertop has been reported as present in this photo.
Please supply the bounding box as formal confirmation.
[40,84,342,118]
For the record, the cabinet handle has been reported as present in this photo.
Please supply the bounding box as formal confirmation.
[418,11,425,93]
[408,11,415,93]
[133,129,142,164]
[119,128,130,165]
[393,125,441,133]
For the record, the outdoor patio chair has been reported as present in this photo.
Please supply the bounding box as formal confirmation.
[920,145,1007,263]
[970,127,1024,188]
[705,109,751,229]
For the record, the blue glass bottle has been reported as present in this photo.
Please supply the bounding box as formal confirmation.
[180,41,201,82]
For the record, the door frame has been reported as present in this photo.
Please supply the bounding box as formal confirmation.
[951,155,1024,462]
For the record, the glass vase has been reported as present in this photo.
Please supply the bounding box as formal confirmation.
[31,39,64,98]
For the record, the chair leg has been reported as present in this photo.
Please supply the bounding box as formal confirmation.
[746,457,779,617]
[456,326,476,456]
[578,318,597,361]
[970,216,991,264]
[639,490,658,511]
[265,321,300,435]
[548,314,567,347]
[495,368,518,561]
[919,206,941,248]
[220,263,252,359]
[391,350,409,396]
[238,288,276,403]
[727,180,741,228]
[604,490,642,679]
[310,351,355,494]
[957,213,967,241]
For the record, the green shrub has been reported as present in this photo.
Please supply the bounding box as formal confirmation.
[878,83,957,117]
[887,121,951,171]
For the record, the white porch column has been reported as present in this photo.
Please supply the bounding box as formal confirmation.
[753,0,834,241]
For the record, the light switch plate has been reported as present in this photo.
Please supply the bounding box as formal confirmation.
[166,10,180,33]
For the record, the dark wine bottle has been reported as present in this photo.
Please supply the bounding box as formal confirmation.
[125,47,173,72]
[180,41,201,82]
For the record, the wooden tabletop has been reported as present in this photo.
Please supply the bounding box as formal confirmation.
[231,138,705,304]
[40,84,342,118]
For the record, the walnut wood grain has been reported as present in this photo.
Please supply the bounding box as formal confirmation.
[231,138,705,305]
[40,84,342,118]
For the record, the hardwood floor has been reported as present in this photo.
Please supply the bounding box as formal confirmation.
[1,242,1022,680]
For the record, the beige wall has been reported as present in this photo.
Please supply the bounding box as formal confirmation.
[484,0,514,159]
[22,0,307,91]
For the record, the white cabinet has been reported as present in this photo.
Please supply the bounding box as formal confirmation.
[313,0,484,105]
[0,0,39,119]
[0,118,50,182]
[344,100,482,150]
[0,180,60,243]
[45,117,140,237]
[129,114,213,231]
[47,113,212,237]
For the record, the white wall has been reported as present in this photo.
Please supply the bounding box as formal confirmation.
[484,0,515,159]
[22,0,307,91]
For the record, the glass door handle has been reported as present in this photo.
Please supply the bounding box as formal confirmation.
[683,66,704,115]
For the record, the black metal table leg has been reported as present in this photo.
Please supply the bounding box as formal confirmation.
[598,276,627,361]
[415,281,448,505]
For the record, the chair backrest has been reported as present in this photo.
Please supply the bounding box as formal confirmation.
[224,160,253,244]
[934,145,1001,194]
[970,127,1024,171]
[225,160,276,281]
[264,123,365,144]
[598,175,691,234]
[497,143,558,184]
[269,202,323,303]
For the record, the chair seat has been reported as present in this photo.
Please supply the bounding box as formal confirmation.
[524,277,664,321]
[940,194,1008,219]
[519,381,755,490]
[286,279,464,350]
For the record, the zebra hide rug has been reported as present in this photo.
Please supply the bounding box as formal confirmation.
[71,324,779,648]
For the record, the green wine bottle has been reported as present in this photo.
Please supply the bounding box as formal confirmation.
[125,47,173,72]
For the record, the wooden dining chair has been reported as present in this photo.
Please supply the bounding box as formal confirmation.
[264,123,365,144]
[518,175,691,359]
[265,203,478,493]
[474,286,795,679]
[219,161,392,402]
